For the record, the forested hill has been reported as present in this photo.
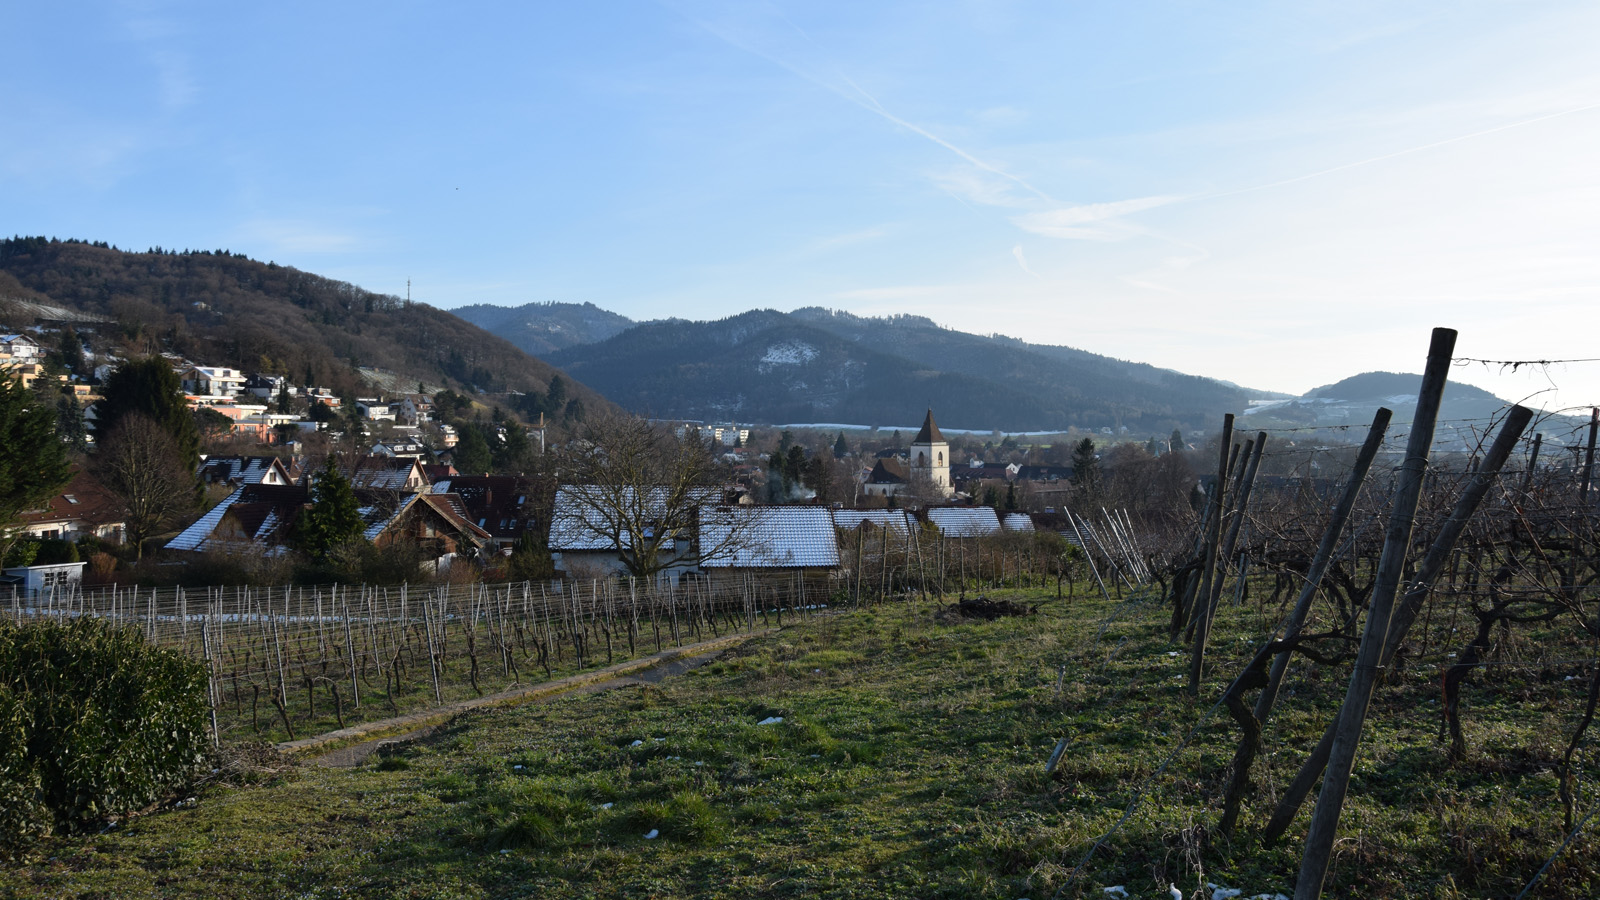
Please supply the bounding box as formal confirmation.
[0,237,607,417]
[543,307,1260,433]
[451,301,635,356]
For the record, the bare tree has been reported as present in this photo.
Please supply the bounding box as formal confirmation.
[552,413,733,579]
[95,414,197,559]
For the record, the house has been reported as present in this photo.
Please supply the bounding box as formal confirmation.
[371,440,426,459]
[0,334,44,363]
[346,455,429,492]
[547,484,719,581]
[925,506,1003,538]
[165,483,309,554]
[862,457,908,499]
[244,373,297,400]
[832,509,919,533]
[9,468,126,543]
[356,399,395,421]
[1,362,67,392]
[697,506,840,589]
[164,481,491,565]
[181,365,247,397]
[197,455,295,488]
[428,474,541,549]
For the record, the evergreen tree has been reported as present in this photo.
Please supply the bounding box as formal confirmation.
[276,382,292,414]
[297,457,365,560]
[507,529,555,581]
[833,432,848,459]
[94,357,201,474]
[0,374,73,565]
[453,424,492,475]
[1170,429,1184,452]
[1005,481,1018,511]
[1071,438,1100,488]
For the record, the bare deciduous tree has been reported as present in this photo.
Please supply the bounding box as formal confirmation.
[95,414,197,559]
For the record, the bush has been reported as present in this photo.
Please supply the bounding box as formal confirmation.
[0,617,210,859]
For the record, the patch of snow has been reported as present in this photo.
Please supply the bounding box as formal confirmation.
[757,716,784,725]
[630,740,644,747]
[643,829,659,839]
[600,802,613,809]
[1209,885,1242,900]
[760,342,819,366]
[1102,887,1128,898]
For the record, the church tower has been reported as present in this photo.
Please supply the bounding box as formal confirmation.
[908,409,952,496]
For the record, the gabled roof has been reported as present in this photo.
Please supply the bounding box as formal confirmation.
[832,509,918,532]
[867,458,908,485]
[698,506,840,569]
[198,455,293,486]
[548,484,718,552]
[925,506,1003,537]
[165,484,309,552]
[16,468,125,530]
[431,475,538,541]
[346,455,427,491]
[912,409,945,445]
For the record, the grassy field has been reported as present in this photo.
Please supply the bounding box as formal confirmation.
[4,585,1596,899]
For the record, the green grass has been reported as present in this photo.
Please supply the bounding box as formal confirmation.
[3,586,1596,899]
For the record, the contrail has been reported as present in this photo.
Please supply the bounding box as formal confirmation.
[669,2,1054,203]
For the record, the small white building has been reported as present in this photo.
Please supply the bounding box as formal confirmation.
[0,334,44,362]
[2,562,86,595]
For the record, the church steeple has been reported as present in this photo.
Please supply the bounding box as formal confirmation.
[908,409,952,497]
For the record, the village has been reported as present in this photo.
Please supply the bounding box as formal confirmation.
[2,311,1182,601]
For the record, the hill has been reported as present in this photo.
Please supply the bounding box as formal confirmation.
[451,301,635,356]
[541,307,1260,433]
[0,237,607,419]
[1241,370,1526,444]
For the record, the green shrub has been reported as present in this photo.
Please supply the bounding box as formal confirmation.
[0,617,210,858]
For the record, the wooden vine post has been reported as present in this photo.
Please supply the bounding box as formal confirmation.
[1293,327,1456,900]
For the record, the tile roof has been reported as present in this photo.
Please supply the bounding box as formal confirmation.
[698,506,840,569]
[346,455,425,491]
[1002,512,1035,532]
[16,468,124,530]
[433,475,539,542]
[165,484,309,552]
[867,458,908,484]
[832,509,918,532]
[912,409,945,444]
[548,485,718,552]
[198,455,292,486]
[925,506,1003,537]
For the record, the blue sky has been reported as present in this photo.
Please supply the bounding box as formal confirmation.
[6,1,1600,415]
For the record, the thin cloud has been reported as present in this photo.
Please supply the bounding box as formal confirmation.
[1012,245,1038,277]
[1012,195,1181,241]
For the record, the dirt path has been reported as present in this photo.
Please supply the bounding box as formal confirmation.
[296,631,769,768]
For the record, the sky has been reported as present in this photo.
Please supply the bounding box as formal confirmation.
[6,1,1600,417]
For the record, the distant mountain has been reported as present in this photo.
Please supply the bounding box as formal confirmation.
[0,237,608,419]
[1240,370,1522,443]
[542,307,1261,433]
[451,301,635,356]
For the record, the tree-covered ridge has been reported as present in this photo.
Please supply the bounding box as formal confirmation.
[544,308,1256,432]
[450,301,636,356]
[0,237,607,415]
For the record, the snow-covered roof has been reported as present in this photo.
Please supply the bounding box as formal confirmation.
[698,506,840,569]
[832,509,918,532]
[925,506,1003,537]
[548,484,719,552]
[1002,513,1035,532]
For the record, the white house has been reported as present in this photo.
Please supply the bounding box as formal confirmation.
[0,334,44,363]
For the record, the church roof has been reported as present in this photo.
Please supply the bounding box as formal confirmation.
[912,409,945,445]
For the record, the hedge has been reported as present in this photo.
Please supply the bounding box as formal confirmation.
[0,617,210,859]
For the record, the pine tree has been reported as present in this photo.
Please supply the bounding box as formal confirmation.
[0,374,73,565]
[296,457,365,560]
[833,432,848,459]
[94,357,201,475]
